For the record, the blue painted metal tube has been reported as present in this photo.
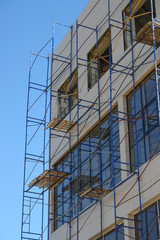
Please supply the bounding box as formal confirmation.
[117,224,141,231]
[30,82,47,88]
[28,116,45,122]
[80,99,99,105]
[76,20,80,240]
[23,238,39,240]
[77,57,91,63]
[41,56,49,240]
[24,191,43,195]
[112,69,132,76]
[51,95,69,101]
[116,161,140,167]
[47,24,54,240]
[110,18,123,24]
[77,23,96,31]
[115,110,133,116]
[50,133,69,139]
[23,232,41,236]
[52,53,71,60]
[50,213,70,217]
[96,26,103,240]
[30,86,45,92]
[112,115,134,123]
[79,104,98,111]
[24,195,43,201]
[69,25,73,240]
[21,52,32,240]
[52,58,70,64]
[54,21,71,28]
[117,216,138,221]
[50,168,69,174]
[129,1,144,239]
[108,1,118,239]
[29,197,31,232]
[151,0,160,126]
[111,62,133,71]
[28,120,45,125]
[26,153,44,158]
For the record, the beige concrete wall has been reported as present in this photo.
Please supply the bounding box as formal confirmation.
[49,0,160,239]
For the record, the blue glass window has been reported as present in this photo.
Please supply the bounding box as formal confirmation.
[54,107,121,230]
[135,201,160,239]
[127,73,159,170]
[97,224,124,240]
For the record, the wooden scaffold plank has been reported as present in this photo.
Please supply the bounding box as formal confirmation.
[46,117,77,133]
[135,21,160,47]
[28,169,69,189]
[79,187,110,200]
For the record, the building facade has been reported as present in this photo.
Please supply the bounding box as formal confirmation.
[47,0,160,239]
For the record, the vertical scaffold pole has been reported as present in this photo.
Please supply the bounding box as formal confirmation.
[151,0,160,126]
[69,25,73,240]
[108,0,118,239]
[129,0,144,239]
[76,20,80,240]
[21,51,32,240]
[42,55,49,239]
[48,20,55,240]
[96,27,103,240]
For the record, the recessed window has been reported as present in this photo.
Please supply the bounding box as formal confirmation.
[97,224,124,240]
[88,30,111,90]
[127,72,159,170]
[54,107,121,231]
[122,0,156,50]
[58,70,77,119]
[135,201,160,239]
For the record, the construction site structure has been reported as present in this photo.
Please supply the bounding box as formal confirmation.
[21,0,160,239]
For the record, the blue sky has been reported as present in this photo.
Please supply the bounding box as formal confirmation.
[0,1,89,239]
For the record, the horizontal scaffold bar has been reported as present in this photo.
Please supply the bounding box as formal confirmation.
[77,23,96,31]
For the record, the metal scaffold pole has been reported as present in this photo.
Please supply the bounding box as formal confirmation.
[129,0,144,238]
[151,0,160,126]
[47,21,54,240]
[108,1,118,238]
[76,20,80,240]
[96,26,103,240]
[69,24,73,240]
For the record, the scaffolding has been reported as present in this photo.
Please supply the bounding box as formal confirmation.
[21,43,51,240]
[21,0,160,239]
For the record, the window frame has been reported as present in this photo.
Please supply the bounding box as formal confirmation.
[96,224,124,240]
[134,201,160,239]
[122,0,156,51]
[88,30,111,90]
[53,107,121,231]
[58,70,77,119]
[127,71,159,171]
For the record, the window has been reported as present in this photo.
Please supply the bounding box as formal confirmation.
[58,70,77,119]
[88,30,111,90]
[127,72,159,170]
[97,224,124,240]
[135,201,160,239]
[123,0,156,50]
[54,108,121,231]
[54,154,70,230]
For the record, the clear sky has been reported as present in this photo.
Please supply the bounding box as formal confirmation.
[0,0,90,239]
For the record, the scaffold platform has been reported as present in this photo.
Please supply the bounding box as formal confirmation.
[135,21,160,47]
[28,170,69,189]
[46,117,77,133]
[80,187,110,199]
